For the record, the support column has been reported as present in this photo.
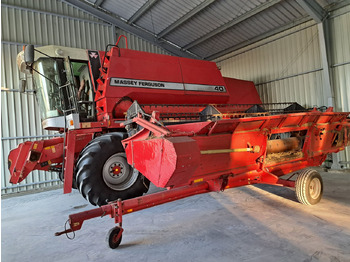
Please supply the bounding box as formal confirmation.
[296,0,340,168]
[296,0,334,107]
[318,21,334,107]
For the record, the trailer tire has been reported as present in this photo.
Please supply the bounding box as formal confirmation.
[107,226,123,249]
[75,133,150,206]
[295,169,323,205]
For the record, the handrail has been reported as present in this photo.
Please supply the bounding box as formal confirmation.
[115,35,128,49]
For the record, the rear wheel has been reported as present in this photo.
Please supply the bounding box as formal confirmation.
[295,169,323,205]
[75,133,150,206]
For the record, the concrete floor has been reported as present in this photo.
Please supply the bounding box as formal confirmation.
[2,169,350,262]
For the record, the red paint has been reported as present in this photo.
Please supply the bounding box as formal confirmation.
[7,40,350,202]
[123,110,350,188]
[95,46,261,120]
[8,130,101,187]
[55,109,350,240]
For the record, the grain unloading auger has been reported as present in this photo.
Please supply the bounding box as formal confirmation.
[55,101,350,248]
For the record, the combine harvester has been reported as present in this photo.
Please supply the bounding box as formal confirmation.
[8,36,350,248]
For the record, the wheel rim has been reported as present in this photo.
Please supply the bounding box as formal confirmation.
[112,234,119,243]
[102,153,139,191]
[309,177,321,199]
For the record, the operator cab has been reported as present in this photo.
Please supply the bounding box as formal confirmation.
[18,45,96,130]
[70,61,95,121]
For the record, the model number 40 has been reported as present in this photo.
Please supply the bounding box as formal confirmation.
[214,86,226,92]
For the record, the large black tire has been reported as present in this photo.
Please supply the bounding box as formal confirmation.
[75,133,150,206]
[72,134,115,189]
[295,169,323,205]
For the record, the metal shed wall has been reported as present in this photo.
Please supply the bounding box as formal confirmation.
[1,0,169,194]
[329,6,350,168]
[216,6,350,168]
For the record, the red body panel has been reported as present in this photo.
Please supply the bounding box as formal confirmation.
[123,110,350,188]
[8,131,99,185]
[7,44,349,203]
[95,47,261,120]
[8,138,64,184]
[8,46,262,188]
[223,77,262,104]
[126,136,201,187]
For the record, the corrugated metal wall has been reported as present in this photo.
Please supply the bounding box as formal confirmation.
[217,20,323,106]
[1,0,169,194]
[329,6,350,167]
[216,6,350,167]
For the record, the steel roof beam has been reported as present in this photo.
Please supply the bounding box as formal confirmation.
[157,0,216,39]
[183,0,282,51]
[206,16,310,61]
[2,3,109,25]
[317,22,333,107]
[296,0,327,23]
[127,0,159,25]
[296,1,333,107]
[94,0,104,7]
[62,0,199,58]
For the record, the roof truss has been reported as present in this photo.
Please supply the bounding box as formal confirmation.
[157,0,216,39]
[127,0,159,24]
[62,0,199,58]
[183,0,282,51]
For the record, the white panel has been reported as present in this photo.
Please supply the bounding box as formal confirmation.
[329,9,350,111]
[330,6,350,66]
[329,8,350,168]
[255,71,325,107]
[218,21,321,92]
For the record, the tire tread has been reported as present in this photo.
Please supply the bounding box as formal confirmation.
[295,169,323,205]
[75,132,150,206]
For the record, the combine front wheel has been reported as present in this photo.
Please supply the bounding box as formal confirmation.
[75,133,150,206]
[295,169,323,205]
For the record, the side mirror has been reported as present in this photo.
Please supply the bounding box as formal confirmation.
[24,45,34,64]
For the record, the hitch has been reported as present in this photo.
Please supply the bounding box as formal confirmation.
[55,182,210,248]
[55,204,114,236]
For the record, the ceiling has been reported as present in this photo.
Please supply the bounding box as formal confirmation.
[64,0,345,60]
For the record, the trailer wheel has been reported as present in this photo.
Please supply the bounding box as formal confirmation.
[295,169,323,205]
[107,226,123,249]
[75,133,150,206]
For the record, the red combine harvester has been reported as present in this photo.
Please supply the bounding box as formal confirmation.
[8,36,350,248]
